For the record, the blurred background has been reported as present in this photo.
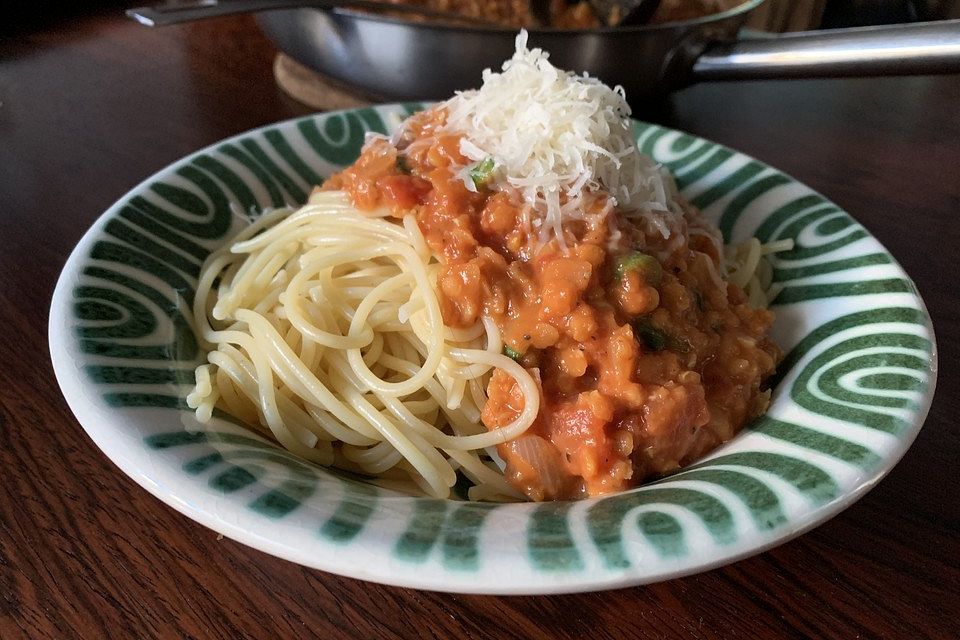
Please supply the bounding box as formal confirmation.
[3,0,960,36]
[748,0,960,31]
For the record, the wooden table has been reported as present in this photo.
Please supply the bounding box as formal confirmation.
[2,13,957,640]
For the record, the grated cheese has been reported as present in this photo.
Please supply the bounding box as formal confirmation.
[441,30,679,244]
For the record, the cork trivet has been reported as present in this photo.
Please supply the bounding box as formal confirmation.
[273,53,382,111]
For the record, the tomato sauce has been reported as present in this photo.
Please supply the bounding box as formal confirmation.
[324,109,781,501]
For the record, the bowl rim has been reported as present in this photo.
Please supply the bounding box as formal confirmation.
[49,105,938,594]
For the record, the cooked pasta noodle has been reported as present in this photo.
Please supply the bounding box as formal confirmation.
[725,237,795,308]
[187,190,538,500]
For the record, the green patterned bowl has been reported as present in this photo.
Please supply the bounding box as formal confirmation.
[49,105,937,594]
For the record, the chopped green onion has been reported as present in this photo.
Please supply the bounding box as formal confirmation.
[613,251,662,286]
[633,320,691,353]
[503,345,523,361]
[469,158,496,188]
[633,320,668,352]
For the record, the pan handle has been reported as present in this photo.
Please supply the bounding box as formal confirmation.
[691,19,960,81]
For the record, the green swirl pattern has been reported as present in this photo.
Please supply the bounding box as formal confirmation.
[60,108,935,590]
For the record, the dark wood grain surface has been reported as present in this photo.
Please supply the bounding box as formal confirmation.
[2,13,958,640]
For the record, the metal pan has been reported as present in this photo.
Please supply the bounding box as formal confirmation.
[255,0,960,106]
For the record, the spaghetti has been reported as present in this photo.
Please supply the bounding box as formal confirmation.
[187,191,538,500]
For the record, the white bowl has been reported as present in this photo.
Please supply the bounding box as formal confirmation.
[50,105,937,594]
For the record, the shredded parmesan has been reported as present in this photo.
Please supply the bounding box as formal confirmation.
[441,30,678,244]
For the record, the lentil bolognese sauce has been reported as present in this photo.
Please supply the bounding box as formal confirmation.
[323,42,781,501]
[189,32,786,501]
